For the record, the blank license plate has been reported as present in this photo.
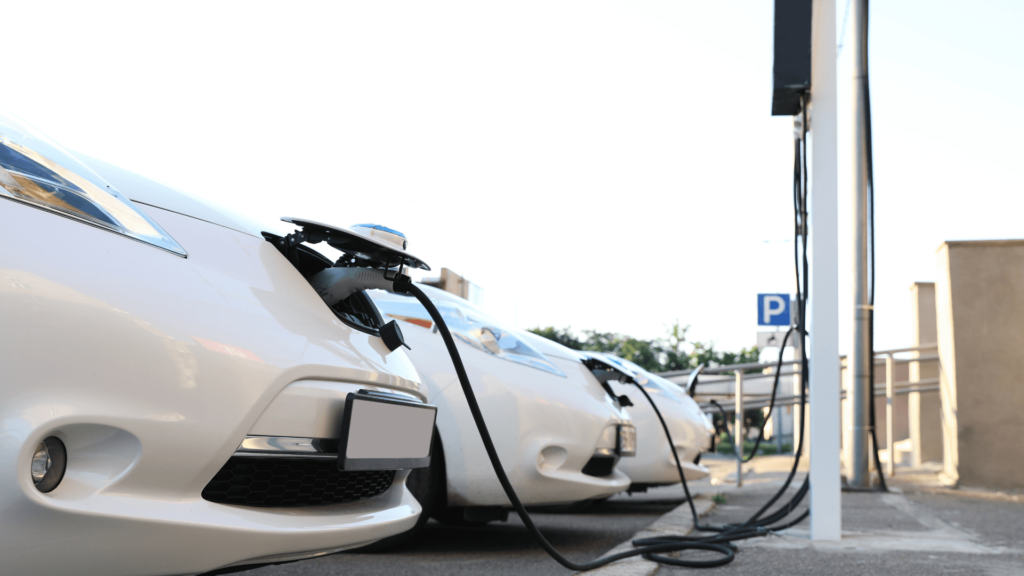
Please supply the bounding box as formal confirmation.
[339,392,437,470]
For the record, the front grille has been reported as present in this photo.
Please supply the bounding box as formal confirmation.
[581,455,617,477]
[202,457,395,507]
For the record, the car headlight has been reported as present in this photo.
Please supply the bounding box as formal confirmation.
[372,293,566,377]
[617,424,637,457]
[701,411,716,434]
[0,109,185,256]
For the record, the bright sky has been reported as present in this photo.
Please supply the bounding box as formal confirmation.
[4,1,1022,355]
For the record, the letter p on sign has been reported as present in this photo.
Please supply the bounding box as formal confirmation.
[758,294,791,326]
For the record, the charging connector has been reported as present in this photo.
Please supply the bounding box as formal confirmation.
[310,267,396,306]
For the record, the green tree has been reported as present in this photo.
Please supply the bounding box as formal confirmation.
[528,326,584,350]
[661,320,692,372]
[528,322,758,374]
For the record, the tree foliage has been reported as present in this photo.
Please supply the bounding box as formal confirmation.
[528,320,759,374]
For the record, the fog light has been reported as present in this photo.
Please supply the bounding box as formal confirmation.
[31,437,66,493]
[617,424,637,457]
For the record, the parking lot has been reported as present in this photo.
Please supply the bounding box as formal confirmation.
[237,491,681,576]
[236,456,1024,576]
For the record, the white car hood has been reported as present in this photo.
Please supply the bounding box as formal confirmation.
[76,153,281,239]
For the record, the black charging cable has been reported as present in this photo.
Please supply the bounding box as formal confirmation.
[629,88,821,563]
[393,276,811,569]
[709,327,794,463]
[376,78,818,572]
[395,277,736,568]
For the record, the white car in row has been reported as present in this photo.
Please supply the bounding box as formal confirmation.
[519,337,713,488]
[593,353,714,486]
[0,109,438,575]
[368,286,635,538]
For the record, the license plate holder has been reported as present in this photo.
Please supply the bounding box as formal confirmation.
[338,391,437,470]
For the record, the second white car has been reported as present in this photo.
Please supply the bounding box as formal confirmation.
[368,286,635,537]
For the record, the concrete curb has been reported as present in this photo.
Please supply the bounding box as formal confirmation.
[575,495,717,576]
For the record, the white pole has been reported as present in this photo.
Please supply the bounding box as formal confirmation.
[735,370,744,487]
[809,0,842,541]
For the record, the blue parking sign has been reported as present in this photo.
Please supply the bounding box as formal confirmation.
[758,294,791,326]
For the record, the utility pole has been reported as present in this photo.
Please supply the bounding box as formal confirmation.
[809,0,842,540]
[735,370,744,487]
[847,0,873,490]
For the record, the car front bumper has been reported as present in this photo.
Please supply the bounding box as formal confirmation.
[609,382,712,484]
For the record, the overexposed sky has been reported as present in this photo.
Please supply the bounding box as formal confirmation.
[4,1,1022,354]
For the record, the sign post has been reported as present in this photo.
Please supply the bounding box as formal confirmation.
[758,295,796,459]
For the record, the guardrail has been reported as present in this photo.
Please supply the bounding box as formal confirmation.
[676,343,939,482]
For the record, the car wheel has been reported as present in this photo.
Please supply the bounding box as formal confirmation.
[350,428,444,551]
[430,506,491,527]
[428,444,494,527]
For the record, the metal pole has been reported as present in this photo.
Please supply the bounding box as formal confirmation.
[885,353,894,477]
[848,0,872,490]
[774,405,784,454]
[735,370,744,487]
[809,0,843,540]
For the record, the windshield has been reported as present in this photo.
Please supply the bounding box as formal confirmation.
[602,353,685,401]
[371,291,566,377]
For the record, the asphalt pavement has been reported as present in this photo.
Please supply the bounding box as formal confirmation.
[236,496,683,576]
[232,456,1024,576]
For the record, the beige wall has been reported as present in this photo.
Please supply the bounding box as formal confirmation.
[936,240,1024,489]
[421,268,476,301]
[909,282,943,465]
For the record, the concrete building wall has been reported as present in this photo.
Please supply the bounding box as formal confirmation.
[936,240,1024,489]
[909,282,943,466]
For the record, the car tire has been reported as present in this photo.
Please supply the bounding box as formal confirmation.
[428,444,492,527]
[350,428,444,551]
[430,505,490,527]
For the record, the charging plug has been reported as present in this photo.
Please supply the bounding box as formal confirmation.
[309,267,396,306]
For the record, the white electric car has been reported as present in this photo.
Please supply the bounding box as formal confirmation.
[367,287,635,537]
[519,330,713,488]
[593,353,714,487]
[0,109,440,575]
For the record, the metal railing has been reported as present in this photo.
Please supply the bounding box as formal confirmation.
[873,344,938,477]
[680,343,939,483]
